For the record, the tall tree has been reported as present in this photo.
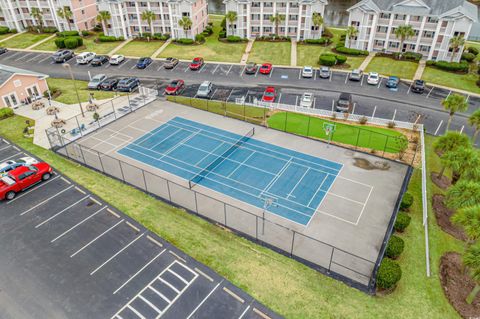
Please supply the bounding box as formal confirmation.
[442,94,469,131]
[438,148,480,183]
[433,131,471,156]
[463,242,480,304]
[178,16,192,38]
[312,12,324,38]
[449,35,465,62]
[96,11,111,35]
[141,10,156,36]
[56,7,73,31]
[445,180,480,210]
[30,8,44,33]
[394,25,415,54]
[345,26,358,47]
[452,205,480,241]
[468,109,480,144]
[225,11,237,36]
[269,13,285,36]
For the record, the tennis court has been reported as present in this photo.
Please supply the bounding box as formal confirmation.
[118,117,343,226]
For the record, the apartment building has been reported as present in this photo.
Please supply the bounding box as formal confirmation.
[346,0,478,62]
[223,0,328,40]
[0,0,97,32]
[97,0,208,39]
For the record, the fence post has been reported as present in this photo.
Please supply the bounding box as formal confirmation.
[284,111,288,132]
[127,93,133,112]
[382,136,389,157]
[118,160,126,182]
[75,116,83,137]
[97,150,105,172]
[166,180,172,201]
[355,128,361,150]
[78,144,87,164]
[328,248,335,272]
[290,231,296,257]
[255,216,259,240]
[142,169,148,191]
[111,100,117,119]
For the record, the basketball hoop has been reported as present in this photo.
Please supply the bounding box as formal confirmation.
[323,123,336,147]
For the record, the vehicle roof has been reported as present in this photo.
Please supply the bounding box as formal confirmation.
[78,52,94,56]
[303,66,313,69]
[92,74,106,78]
[265,86,275,90]
[8,165,30,176]
[339,92,352,98]
[369,72,379,76]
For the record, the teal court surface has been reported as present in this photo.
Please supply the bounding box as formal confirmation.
[118,117,343,226]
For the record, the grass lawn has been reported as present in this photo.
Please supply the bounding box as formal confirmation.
[422,67,480,94]
[47,78,118,104]
[117,40,164,57]
[0,113,462,318]
[0,33,13,41]
[33,34,124,54]
[249,41,291,65]
[159,15,246,63]
[0,32,51,49]
[365,57,418,79]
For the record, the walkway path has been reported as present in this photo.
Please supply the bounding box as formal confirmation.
[0,31,24,43]
[108,38,133,56]
[291,40,297,67]
[27,34,56,50]
[240,39,255,65]
[359,52,376,71]
[151,39,172,58]
[414,60,426,80]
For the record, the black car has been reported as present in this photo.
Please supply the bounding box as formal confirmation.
[245,62,257,74]
[117,77,140,92]
[0,47,7,55]
[336,92,353,112]
[91,55,109,66]
[99,78,119,91]
[52,49,74,63]
[164,57,179,69]
[411,79,425,94]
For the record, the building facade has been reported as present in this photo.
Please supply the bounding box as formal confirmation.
[97,0,208,39]
[223,0,327,40]
[0,0,97,32]
[0,65,49,108]
[346,0,478,62]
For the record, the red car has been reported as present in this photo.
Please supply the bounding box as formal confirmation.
[189,57,204,70]
[259,63,273,75]
[164,79,185,95]
[0,162,53,200]
[262,86,276,102]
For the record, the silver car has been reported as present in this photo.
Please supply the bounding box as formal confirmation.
[196,81,212,98]
[300,93,314,108]
[88,74,107,90]
[302,66,314,78]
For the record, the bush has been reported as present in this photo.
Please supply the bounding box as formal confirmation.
[227,35,242,42]
[195,33,205,43]
[467,46,479,56]
[335,45,369,56]
[0,107,14,120]
[204,25,213,36]
[462,52,476,62]
[221,17,226,29]
[64,37,81,49]
[477,79,480,88]
[358,116,368,124]
[54,37,65,48]
[81,30,91,37]
[74,36,83,47]
[319,54,337,66]
[385,235,405,259]
[376,258,402,290]
[0,26,9,35]
[176,38,194,45]
[218,30,226,39]
[98,35,119,42]
[322,27,334,38]
[394,212,411,232]
[400,192,414,211]
[57,30,79,37]
[335,54,347,64]
[42,27,58,33]
[426,60,435,66]
[399,51,422,61]
[429,60,469,72]
[304,37,331,45]
[10,28,17,34]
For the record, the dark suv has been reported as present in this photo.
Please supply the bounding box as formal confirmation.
[52,49,74,63]
[91,55,109,66]
[117,77,140,92]
[336,92,353,112]
[411,79,425,94]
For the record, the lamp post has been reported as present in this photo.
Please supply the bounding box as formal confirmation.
[62,63,84,117]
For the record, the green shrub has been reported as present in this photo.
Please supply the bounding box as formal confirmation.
[54,37,66,48]
[394,212,411,232]
[195,33,205,43]
[42,27,58,33]
[227,35,242,42]
[400,192,414,211]
[0,26,9,35]
[98,35,118,42]
[64,37,80,49]
[376,258,402,290]
[322,27,334,38]
[335,54,347,64]
[74,36,83,47]
[0,107,14,120]
[176,38,194,45]
[57,30,79,37]
[426,60,435,66]
[221,17,226,29]
[10,28,17,34]
[467,46,479,56]
[81,30,91,36]
[204,25,213,36]
[218,30,226,39]
[397,51,422,61]
[335,46,369,56]
[319,54,337,66]
[304,37,331,45]
[429,60,469,72]
[462,52,476,62]
[385,235,405,259]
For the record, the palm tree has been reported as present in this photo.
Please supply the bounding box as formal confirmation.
[463,242,480,304]
[30,8,44,33]
[225,11,237,36]
[442,94,469,131]
[445,180,480,210]
[178,16,192,39]
[141,10,156,37]
[468,109,480,144]
[97,11,111,35]
[438,148,480,183]
[452,205,480,241]
[312,12,324,38]
[433,131,471,155]
[449,35,465,62]
[345,26,358,47]
[269,13,285,36]
[56,7,73,31]
[394,25,415,54]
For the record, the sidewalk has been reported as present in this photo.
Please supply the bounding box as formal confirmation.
[291,40,297,67]
[414,60,426,80]
[26,34,55,50]
[240,39,255,65]
[359,52,375,70]
[151,39,171,58]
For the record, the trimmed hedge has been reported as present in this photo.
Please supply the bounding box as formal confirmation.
[336,54,347,64]
[0,107,14,120]
[400,192,414,211]
[218,30,226,39]
[226,35,242,42]
[203,25,213,36]
[426,60,469,72]
[42,27,58,33]
[385,235,405,259]
[195,33,205,43]
[81,30,91,36]
[394,212,411,232]
[319,53,347,66]
[467,46,479,56]
[256,35,291,42]
[57,30,79,37]
[0,26,9,35]
[98,35,124,42]
[10,28,17,34]
[54,37,66,48]
[377,258,402,290]
[304,37,331,45]
[393,51,422,61]
[335,45,369,56]
[176,38,194,45]
[462,52,476,62]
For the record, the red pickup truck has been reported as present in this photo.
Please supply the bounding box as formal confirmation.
[0,162,53,200]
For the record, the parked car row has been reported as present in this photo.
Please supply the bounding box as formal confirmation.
[87,73,140,92]
[347,69,426,93]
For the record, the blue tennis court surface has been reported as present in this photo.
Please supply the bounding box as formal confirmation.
[118,117,343,225]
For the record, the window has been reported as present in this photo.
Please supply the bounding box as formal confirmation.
[264,14,272,20]
[278,2,286,8]
[422,30,435,38]
[280,27,285,33]
[251,14,260,20]
[410,15,421,22]
[289,14,297,21]
[419,45,430,52]
[379,13,390,19]
[290,3,299,8]
[252,2,260,7]
[252,26,260,32]
[427,17,438,23]
[394,14,406,20]
[264,2,273,7]
[389,41,399,48]
[376,26,387,33]
[288,27,296,33]
[374,40,385,46]
[13,80,21,87]
[264,26,272,33]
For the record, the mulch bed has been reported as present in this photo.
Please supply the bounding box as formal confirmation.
[431,172,451,190]
[440,252,480,318]
[432,194,467,241]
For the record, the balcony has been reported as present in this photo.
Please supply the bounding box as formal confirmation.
[419,37,434,45]
[375,32,387,39]
[424,22,438,30]
[409,20,422,28]
[377,18,390,25]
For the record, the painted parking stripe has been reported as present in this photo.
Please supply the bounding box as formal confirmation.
[7,175,61,204]
[186,280,223,319]
[38,55,51,63]
[240,65,246,76]
[35,195,89,228]
[211,64,219,74]
[0,145,12,152]
[0,151,22,163]
[226,64,233,75]
[51,206,107,243]
[238,305,251,319]
[70,219,124,258]
[20,185,74,216]
[434,120,444,136]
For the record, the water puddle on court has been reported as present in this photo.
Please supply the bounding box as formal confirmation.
[353,158,391,171]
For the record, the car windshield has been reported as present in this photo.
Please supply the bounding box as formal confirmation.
[261,65,268,69]
[304,67,312,72]
[370,74,378,79]
[265,92,274,97]
[415,80,424,85]
[192,59,200,63]
[170,81,178,86]
[199,84,209,91]
[92,78,100,82]
[303,96,312,102]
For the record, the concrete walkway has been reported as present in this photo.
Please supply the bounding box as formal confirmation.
[414,59,426,80]
[240,39,255,65]
[108,38,133,56]
[291,40,297,67]
[27,34,56,50]
[151,39,172,58]
[359,52,376,71]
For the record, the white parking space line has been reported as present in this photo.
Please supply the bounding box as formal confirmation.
[426,86,434,98]
[240,65,246,76]
[377,78,382,88]
[127,305,145,319]
[314,70,317,80]
[168,269,189,285]
[20,185,74,216]
[212,64,219,74]
[184,64,190,72]
[254,68,260,77]
[407,82,413,94]
[295,96,298,106]
[277,93,282,104]
[371,105,377,118]
[51,206,107,243]
[226,64,233,75]
[298,69,301,80]
[434,120,444,135]
[0,145,12,152]
[156,63,164,71]
[352,103,356,114]
[35,195,89,228]
[238,305,251,319]
[7,175,61,204]
[26,54,40,63]
[0,151,22,163]
[344,73,349,84]
[129,64,137,70]
[186,280,223,319]
[70,219,124,258]
[269,68,274,78]
[90,232,145,275]
[392,109,397,121]
[38,55,52,63]
[158,277,180,294]
[360,75,364,86]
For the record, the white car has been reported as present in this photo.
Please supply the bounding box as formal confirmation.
[109,54,125,65]
[302,66,314,78]
[0,157,38,176]
[196,81,212,98]
[76,52,95,64]
[367,72,380,85]
[300,92,314,108]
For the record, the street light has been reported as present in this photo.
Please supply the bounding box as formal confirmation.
[62,63,84,117]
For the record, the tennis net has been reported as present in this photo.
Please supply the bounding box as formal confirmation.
[189,127,255,188]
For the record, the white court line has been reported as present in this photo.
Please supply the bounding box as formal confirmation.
[7,175,61,204]
[20,185,74,216]
[70,219,124,258]
[287,167,310,199]
[186,280,223,319]
[355,185,374,224]
[306,174,328,207]
[226,151,255,178]
[113,248,167,294]
[328,192,365,205]
[434,120,443,136]
[35,195,90,228]
[261,159,292,197]
[148,128,182,150]
[90,232,145,275]
[51,206,107,243]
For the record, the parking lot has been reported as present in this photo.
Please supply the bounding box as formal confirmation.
[0,138,279,319]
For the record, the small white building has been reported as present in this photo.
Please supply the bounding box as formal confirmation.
[346,0,478,62]
[223,0,328,40]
